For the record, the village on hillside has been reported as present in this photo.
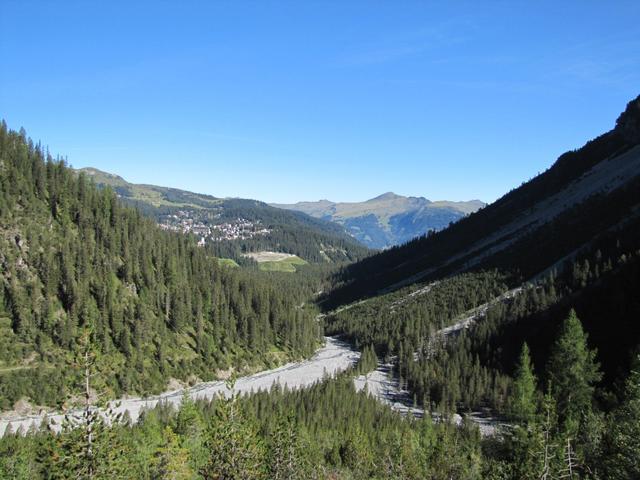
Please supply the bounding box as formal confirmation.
[158,210,271,246]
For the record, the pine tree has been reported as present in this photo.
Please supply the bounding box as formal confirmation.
[200,383,266,480]
[547,309,602,437]
[509,342,537,424]
[49,327,132,479]
[268,412,305,480]
[339,425,374,478]
[357,344,378,375]
[175,391,203,439]
[601,355,640,479]
[153,426,193,480]
[0,434,39,480]
[49,328,102,479]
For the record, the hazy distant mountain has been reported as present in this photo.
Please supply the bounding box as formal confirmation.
[272,193,484,248]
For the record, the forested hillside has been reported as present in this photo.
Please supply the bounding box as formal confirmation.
[0,123,321,408]
[315,95,640,478]
[322,97,640,403]
[1,97,639,478]
[79,168,370,264]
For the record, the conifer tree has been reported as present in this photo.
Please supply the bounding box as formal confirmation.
[175,391,204,439]
[339,425,373,479]
[547,310,602,437]
[49,327,131,479]
[200,382,266,480]
[509,342,537,424]
[153,426,193,480]
[601,355,640,479]
[268,412,306,480]
[0,433,39,479]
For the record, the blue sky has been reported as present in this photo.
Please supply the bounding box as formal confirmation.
[1,1,639,203]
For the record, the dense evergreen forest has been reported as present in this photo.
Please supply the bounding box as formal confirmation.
[1,355,638,479]
[324,220,640,412]
[315,96,640,478]
[1,95,639,480]
[207,199,370,263]
[0,122,321,408]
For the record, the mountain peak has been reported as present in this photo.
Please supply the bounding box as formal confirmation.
[616,93,640,143]
[77,167,128,185]
[370,192,401,201]
[80,167,117,177]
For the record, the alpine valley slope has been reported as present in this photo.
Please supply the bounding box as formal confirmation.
[272,193,484,249]
[322,95,640,420]
[326,95,640,306]
[0,126,328,410]
[77,167,370,264]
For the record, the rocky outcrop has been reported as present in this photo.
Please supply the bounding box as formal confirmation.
[616,94,640,144]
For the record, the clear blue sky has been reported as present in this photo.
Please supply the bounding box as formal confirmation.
[1,1,639,203]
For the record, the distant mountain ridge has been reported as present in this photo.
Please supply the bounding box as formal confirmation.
[76,167,370,264]
[272,193,484,248]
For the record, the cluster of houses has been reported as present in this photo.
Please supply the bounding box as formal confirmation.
[158,210,271,246]
[210,218,270,242]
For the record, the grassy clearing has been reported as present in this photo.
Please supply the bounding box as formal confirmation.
[241,251,308,272]
[258,255,308,272]
[218,258,240,268]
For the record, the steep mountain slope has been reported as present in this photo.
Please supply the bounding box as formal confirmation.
[273,193,484,248]
[327,95,640,306]
[77,168,369,264]
[0,124,321,408]
[322,94,640,415]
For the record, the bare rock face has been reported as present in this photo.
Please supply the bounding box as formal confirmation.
[616,94,640,144]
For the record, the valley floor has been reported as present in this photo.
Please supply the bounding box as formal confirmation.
[0,336,359,437]
[2,288,519,438]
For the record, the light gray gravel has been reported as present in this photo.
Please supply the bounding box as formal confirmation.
[0,336,359,437]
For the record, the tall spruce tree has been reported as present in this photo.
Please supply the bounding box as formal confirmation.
[546,309,602,436]
[200,385,266,480]
[153,426,193,480]
[509,342,537,424]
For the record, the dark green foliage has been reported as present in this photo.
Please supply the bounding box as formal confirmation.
[200,393,266,480]
[0,122,320,407]
[0,376,488,479]
[508,343,537,424]
[152,426,194,479]
[598,356,640,479]
[325,270,512,410]
[356,344,377,374]
[326,271,507,354]
[267,412,306,480]
[325,96,640,307]
[1,349,639,479]
[547,310,602,437]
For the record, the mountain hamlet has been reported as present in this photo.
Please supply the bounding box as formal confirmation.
[75,167,370,266]
[0,94,639,479]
